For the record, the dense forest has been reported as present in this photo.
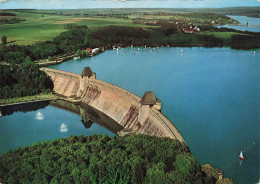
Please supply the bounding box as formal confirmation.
[0,57,53,99]
[0,134,232,184]
[1,25,259,65]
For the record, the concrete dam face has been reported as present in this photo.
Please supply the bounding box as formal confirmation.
[50,99,124,134]
[42,67,187,147]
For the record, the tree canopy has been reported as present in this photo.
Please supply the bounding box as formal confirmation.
[0,134,232,184]
[0,58,53,99]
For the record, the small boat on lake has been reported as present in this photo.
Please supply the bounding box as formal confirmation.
[238,151,245,160]
[73,56,80,60]
[253,51,256,55]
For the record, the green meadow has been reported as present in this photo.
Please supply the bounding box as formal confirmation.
[0,10,152,45]
[0,9,258,49]
[203,31,244,39]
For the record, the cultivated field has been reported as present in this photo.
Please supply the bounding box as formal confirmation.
[0,10,153,45]
[0,9,252,45]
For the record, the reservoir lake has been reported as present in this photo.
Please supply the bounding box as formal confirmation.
[217,15,260,32]
[1,47,259,183]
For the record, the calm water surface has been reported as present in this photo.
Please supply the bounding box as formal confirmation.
[217,15,260,32]
[49,47,260,184]
[0,103,114,156]
[0,47,259,183]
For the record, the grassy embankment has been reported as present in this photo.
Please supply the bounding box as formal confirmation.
[0,93,58,106]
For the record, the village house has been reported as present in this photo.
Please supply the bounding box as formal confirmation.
[87,48,92,53]
[183,28,197,34]
[92,48,100,54]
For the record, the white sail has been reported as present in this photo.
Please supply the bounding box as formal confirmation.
[239,151,243,158]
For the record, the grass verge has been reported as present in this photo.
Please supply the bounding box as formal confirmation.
[0,93,58,106]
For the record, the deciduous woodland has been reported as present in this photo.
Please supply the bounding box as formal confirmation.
[0,59,53,99]
[0,135,232,184]
[1,25,260,65]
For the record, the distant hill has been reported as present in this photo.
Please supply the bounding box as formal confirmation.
[3,7,259,17]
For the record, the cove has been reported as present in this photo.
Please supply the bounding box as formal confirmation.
[217,15,260,32]
[48,47,260,184]
[0,100,115,156]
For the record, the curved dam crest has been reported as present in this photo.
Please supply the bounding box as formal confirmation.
[41,67,187,147]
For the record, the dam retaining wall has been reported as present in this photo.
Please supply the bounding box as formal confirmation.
[41,67,187,147]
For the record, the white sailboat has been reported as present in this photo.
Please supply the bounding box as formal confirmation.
[238,151,245,160]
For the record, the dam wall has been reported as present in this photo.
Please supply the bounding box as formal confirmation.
[42,67,186,146]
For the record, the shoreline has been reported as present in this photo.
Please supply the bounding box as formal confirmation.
[0,93,59,107]
[0,44,258,68]
[37,45,258,67]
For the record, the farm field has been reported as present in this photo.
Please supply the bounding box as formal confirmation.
[0,9,239,45]
[0,10,152,45]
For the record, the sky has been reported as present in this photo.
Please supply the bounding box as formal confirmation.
[0,0,260,9]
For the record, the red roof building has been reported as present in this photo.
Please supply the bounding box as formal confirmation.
[183,28,197,34]
[87,48,92,53]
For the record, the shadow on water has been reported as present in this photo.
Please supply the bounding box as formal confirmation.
[0,100,124,135]
[0,101,50,116]
[50,100,124,134]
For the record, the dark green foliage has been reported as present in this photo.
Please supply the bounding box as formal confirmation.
[0,59,53,99]
[0,12,16,16]
[1,25,259,66]
[0,18,26,24]
[231,34,260,49]
[199,34,223,46]
[91,26,150,45]
[160,25,178,36]
[53,28,89,52]
[32,42,59,59]
[0,135,207,184]
[2,35,7,45]
[0,101,49,116]
[64,24,88,29]
[216,178,233,184]
[202,164,233,184]
[1,44,33,63]
[4,51,26,64]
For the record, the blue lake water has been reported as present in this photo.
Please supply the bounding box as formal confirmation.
[0,47,259,183]
[0,103,114,156]
[49,47,260,184]
[217,15,260,32]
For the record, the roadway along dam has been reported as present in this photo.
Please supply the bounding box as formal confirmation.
[41,67,187,147]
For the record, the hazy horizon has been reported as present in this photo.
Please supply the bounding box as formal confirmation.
[1,0,260,9]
